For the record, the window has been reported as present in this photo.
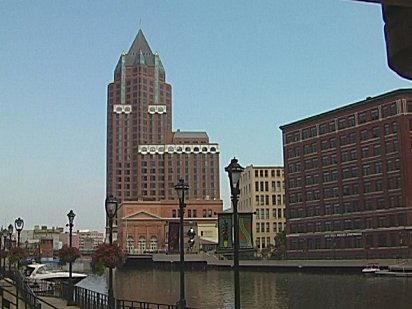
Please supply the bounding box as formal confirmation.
[371,108,379,120]
[360,130,368,141]
[348,115,356,127]
[373,144,381,156]
[363,164,371,176]
[338,118,346,129]
[372,126,380,138]
[358,112,366,124]
[392,121,398,133]
[375,162,383,174]
[361,147,369,158]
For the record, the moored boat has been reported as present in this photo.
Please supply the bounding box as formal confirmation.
[362,263,381,274]
[24,263,87,283]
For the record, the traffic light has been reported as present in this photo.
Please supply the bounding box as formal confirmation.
[187,227,196,252]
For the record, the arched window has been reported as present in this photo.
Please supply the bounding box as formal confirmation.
[127,235,135,253]
[150,236,158,251]
[138,236,146,253]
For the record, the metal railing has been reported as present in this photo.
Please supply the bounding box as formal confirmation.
[116,299,178,309]
[2,267,193,309]
[1,268,42,309]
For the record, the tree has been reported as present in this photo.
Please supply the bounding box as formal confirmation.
[8,247,27,266]
[273,231,287,260]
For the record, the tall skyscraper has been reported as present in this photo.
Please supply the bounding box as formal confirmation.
[106,30,222,251]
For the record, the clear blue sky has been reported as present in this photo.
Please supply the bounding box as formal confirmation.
[0,1,410,231]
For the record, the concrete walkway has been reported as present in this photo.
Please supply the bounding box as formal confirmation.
[0,278,80,309]
[38,295,81,309]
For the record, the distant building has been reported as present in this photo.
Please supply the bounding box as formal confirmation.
[33,225,64,252]
[238,165,286,253]
[77,230,104,251]
[106,29,223,252]
[280,89,412,259]
[60,232,80,249]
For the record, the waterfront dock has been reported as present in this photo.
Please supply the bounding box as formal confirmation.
[146,252,410,271]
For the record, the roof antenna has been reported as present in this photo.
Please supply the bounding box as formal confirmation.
[139,18,142,29]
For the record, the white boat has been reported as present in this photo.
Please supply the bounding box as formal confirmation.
[362,263,381,274]
[24,263,87,283]
[375,265,412,277]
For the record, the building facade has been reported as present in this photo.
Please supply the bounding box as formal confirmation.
[75,230,104,252]
[281,89,412,259]
[238,165,286,253]
[106,30,222,251]
[118,200,220,253]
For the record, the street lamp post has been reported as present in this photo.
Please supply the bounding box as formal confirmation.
[105,195,119,308]
[2,228,7,272]
[8,224,14,271]
[175,178,189,309]
[225,158,244,309]
[67,210,76,306]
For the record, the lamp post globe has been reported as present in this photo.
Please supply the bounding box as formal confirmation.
[175,178,189,309]
[14,217,24,248]
[105,195,119,218]
[67,210,75,227]
[225,157,244,309]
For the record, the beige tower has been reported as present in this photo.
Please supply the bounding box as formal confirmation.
[239,165,285,254]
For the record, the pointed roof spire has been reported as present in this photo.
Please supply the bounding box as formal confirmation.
[126,29,154,66]
[114,29,162,75]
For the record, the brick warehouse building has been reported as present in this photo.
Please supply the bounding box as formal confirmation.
[280,89,412,259]
[106,30,222,252]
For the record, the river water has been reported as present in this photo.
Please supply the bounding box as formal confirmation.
[78,268,412,309]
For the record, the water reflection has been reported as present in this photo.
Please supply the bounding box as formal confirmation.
[79,268,412,309]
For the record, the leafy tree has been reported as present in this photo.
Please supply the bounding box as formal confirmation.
[8,247,27,266]
[273,231,287,260]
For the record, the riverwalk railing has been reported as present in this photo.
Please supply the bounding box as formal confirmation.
[1,266,193,309]
[1,268,42,309]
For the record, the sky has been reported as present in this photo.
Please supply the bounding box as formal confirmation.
[0,0,411,232]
